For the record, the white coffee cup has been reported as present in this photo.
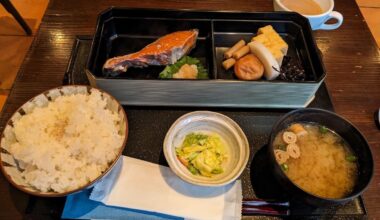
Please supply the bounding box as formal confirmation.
[273,0,343,30]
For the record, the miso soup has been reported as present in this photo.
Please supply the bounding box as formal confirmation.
[273,122,358,199]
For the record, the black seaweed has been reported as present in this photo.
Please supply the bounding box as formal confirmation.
[277,56,306,81]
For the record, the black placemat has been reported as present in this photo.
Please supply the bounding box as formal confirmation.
[22,36,365,219]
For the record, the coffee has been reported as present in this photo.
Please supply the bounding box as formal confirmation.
[281,0,324,15]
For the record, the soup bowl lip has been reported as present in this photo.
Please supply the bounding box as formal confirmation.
[268,107,374,203]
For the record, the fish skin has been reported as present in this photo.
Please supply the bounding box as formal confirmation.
[103,29,199,75]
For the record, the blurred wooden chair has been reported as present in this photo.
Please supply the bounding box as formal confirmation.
[0,0,32,35]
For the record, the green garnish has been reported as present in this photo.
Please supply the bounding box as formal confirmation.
[188,164,200,175]
[159,56,208,79]
[281,163,289,172]
[176,133,227,177]
[319,126,328,134]
[346,155,358,162]
[278,144,287,151]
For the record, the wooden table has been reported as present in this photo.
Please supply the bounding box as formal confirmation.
[0,0,379,219]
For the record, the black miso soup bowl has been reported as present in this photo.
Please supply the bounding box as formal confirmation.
[268,108,373,206]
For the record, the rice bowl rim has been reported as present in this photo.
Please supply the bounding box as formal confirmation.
[0,85,128,197]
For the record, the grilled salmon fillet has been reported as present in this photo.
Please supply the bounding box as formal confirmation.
[103,29,199,75]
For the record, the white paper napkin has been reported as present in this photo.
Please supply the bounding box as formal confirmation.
[90,156,242,220]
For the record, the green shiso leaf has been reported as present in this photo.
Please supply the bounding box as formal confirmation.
[158,56,208,79]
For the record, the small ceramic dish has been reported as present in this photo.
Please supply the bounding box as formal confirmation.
[163,111,249,186]
[0,85,128,197]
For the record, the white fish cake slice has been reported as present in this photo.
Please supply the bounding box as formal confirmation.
[274,149,289,164]
[248,41,280,80]
[287,143,301,159]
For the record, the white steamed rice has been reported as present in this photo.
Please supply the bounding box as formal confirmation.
[8,90,124,193]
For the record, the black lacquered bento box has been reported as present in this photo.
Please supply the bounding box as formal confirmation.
[86,8,326,108]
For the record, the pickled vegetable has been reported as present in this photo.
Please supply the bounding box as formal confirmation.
[176,133,228,177]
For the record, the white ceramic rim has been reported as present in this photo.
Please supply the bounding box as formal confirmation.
[275,0,334,18]
[163,111,250,187]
